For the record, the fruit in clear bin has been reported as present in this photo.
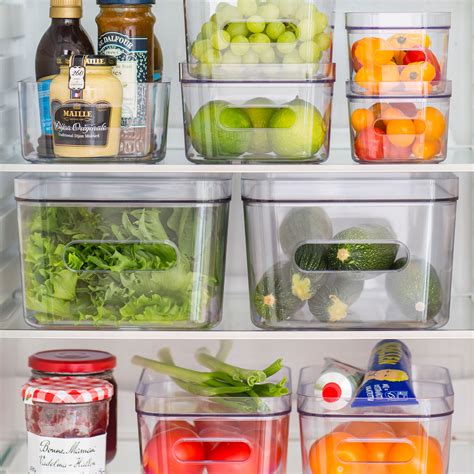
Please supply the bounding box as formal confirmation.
[259,47,277,63]
[211,29,231,50]
[381,106,406,126]
[298,40,321,62]
[201,20,217,39]
[200,49,222,64]
[295,2,319,21]
[277,31,298,54]
[390,102,418,117]
[249,32,271,53]
[230,35,250,55]
[226,21,250,38]
[222,50,242,63]
[190,100,252,158]
[237,0,258,17]
[268,98,326,158]
[386,119,416,147]
[315,32,331,51]
[282,50,303,64]
[400,61,436,82]
[247,15,266,33]
[308,432,367,474]
[298,16,324,41]
[355,66,399,94]
[216,4,242,27]
[366,430,397,462]
[244,97,276,154]
[353,37,395,67]
[344,422,395,438]
[191,39,212,60]
[257,2,280,21]
[354,127,385,161]
[390,422,427,439]
[415,107,446,139]
[388,32,432,50]
[412,137,441,160]
[351,108,375,133]
[207,438,260,474]
[266,21,286,41]
[242,49,260,64]
[278,0,301,18]
[387,435,443,474]
[153,420,197,437]
[384,141,412,160]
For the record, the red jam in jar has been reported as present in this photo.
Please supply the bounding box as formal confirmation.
[29,350,118,463]
[22,376,114,474]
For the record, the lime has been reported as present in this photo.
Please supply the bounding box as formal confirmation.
[190,101,253,158]
[268,98,326,158]
[244,97,276,154]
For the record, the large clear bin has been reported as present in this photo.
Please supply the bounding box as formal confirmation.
[242,173,458,329]
[15,174,232,329]
[135,367,292,473]
[298,364,454,474]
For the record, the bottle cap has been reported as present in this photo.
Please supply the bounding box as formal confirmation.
[322,383,342,403]
[97,0,155,4]
[50,0,83,19]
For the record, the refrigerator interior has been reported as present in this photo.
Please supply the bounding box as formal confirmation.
[0,0,473,472]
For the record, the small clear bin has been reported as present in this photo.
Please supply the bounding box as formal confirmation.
[242,173,458,329]
[135,367,292,473]
[180,63,335,163]
[15,174,232,329]
[18,80,170,163]
[298,364,454,474]
[347,81,451,163]
[346,13,451,87]
[183,0,334,74]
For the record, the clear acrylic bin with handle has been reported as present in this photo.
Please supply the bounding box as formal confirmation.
[135,367,292,473]
[298,364,454,474]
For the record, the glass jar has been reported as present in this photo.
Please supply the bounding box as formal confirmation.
[29,350,118,463]
[50,54,123,159]
[22,376,114,474]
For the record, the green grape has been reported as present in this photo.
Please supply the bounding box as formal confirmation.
[216,5,242,28]
[230,35,251,55]
[279,0,301,17]
[210,13,217,23]
[282,50,303,64]
[295,2,318,20]
[247,15,266,33]
[298,40,321,62]
[222,50,242,63]
[237,0,258,16]
[249,33,271,54]
[196,32,204,41]
[314,32,331,51]
[257,2,280,21]
[201,48,222,64]
[226,22,250,38]
[242,50,260,64]
[211,30,231,50]
[201,21,218,39]
[276,31,297,54]
[265,21,285,41]
[312,11,328,35]
[216,2,230,12]
[192,39,212,59]
[259,47,277,63]
[297,17,317,41]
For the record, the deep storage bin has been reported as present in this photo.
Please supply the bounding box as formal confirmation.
[347,81,451,163]
[181,63,335,163]
[15,174,232,329]
[298,364,454,474]
[18,80,170,163]
[183,0,334,75]
[135,367,291,473]
[242,173,458,329]
[346,13,451,88]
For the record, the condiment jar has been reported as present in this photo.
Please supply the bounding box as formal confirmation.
[50,54,123,159]
[29,350,118,463]
[22,376,114,474]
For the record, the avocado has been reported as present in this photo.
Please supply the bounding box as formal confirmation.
[326,224,398,272]
[386,258,443,320]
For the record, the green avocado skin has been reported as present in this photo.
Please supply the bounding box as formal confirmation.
[254,262,304,322]
[326,224,398,272]
[386,258,443,320]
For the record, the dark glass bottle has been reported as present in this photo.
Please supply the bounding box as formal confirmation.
[36,0,94,156]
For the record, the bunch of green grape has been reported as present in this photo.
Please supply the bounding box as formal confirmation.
[190,0,332,66]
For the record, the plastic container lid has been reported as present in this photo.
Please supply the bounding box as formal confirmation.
[345,12,451,29]
[346,80,452,99]
[15,174,233,204]
[29,350,117,374]
[22,377,114,404]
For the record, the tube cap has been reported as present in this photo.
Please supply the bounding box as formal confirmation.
[322,383,342,403]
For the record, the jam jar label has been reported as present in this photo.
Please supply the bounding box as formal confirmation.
[52,100,112,147]
[27,432,106,473]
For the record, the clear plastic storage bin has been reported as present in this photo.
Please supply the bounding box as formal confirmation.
[242,173,458,329]
[347,81,451,163]
[181,63,335,163]
[346,13,451,87]
[183,0,334,74]
[15,174,232,329]
[298,364,454,474]
[135,367,291,473]
[18,80,170,163]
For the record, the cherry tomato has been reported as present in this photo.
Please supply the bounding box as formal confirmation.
[194,419,243,435]
[142,427,205,474]
[354,127,385,161]
[243,427,284,472]
[366,430,396,462]
[153,420,196,437]
[389,422,427,439]
[198,427,244,456]
[207,438,261,474]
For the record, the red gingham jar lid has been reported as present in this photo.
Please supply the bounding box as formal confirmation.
[22,376,114,405]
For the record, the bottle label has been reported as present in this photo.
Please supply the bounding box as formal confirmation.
[51,100,112,147]
[27,432,106,473]
[38,78,54,135]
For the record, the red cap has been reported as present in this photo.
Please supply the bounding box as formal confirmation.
[322,383,342,403]
[29,350,116,374]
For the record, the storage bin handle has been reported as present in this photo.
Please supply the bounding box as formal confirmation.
[63,239,179,273]
[293,239,410,274]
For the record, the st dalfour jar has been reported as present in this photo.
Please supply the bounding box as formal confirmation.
[50,54,123,159]
[22,376,114,474]
[29,350,118,463]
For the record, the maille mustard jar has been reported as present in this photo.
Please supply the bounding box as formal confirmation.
[50,54,123,159]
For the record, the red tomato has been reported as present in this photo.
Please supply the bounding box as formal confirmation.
[207,438,261,474]
[142,427,205,474]
[354,127,385,161]
[153,420,196,437]
[403,49,441,81]
[195,419,243,435]
[243,427,284,472]
[199,427,244,456]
